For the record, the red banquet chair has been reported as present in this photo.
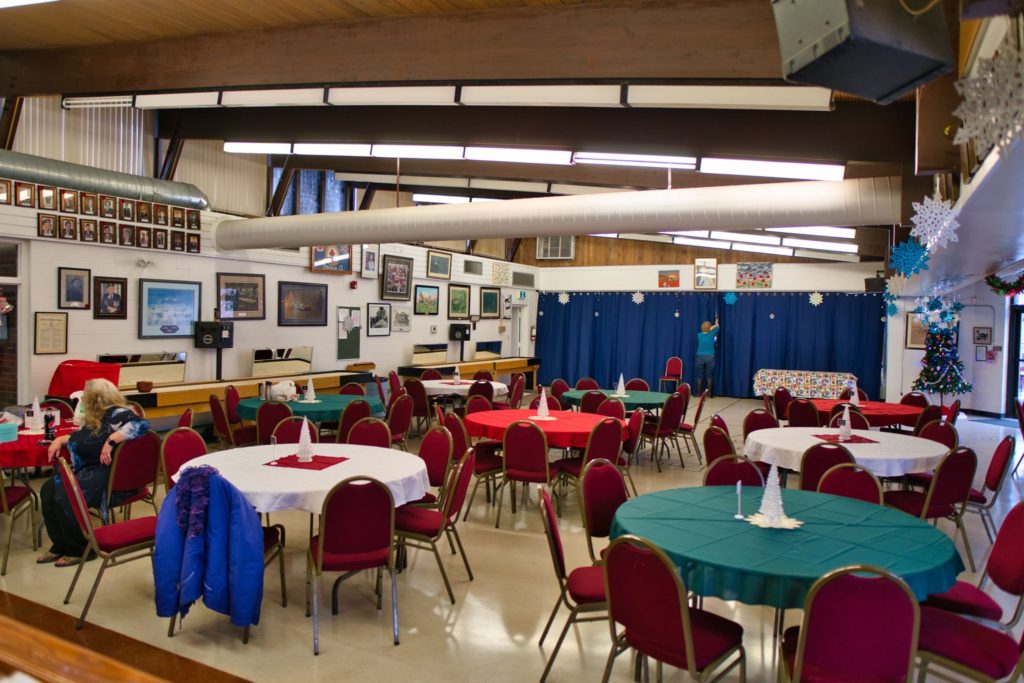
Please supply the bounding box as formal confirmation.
[916,608,1024,683]
[968,435,1016,543]
[817,464,884,505]
[639,392,687,472]
[780,565,919,682]
[41,398,74,420]
[773,387,793,422]
[658,356,683,393]
[677,389,708,464]
[838,386,869,402]
[272,416,319,445]
[913,404,944,436]
[549,379,571,407]
[557,418,630,496]
[0,462,37,575]
[828,409,870,430]
[347,418,392,449]
[575,377,599,391]
[495,421,559,528]
[624,377,649,391]
[918,420,959,450]
[529,394,561,411]
[339,381,365,395]
[798,443,855,492]
[945,398,961,426]
[493,374,525,410]
[900,391,930,408]
[209,395,256,447]
[579,390,607,414]
[420,369,442,381]
[407,426,454,508]
[106,431,161,522]
[466,380,494,405]
[458,409,505,522]
[621,410,645,466]
[386,386,407,414]
[388,371,402,396]
[176,407,193,429]
[702,425,735,469]
[256,401,293,446]
[387,394,414,450]
[786,398,820,428]
[602,535,746,682]
[578,458,629,564]
[442,412,470,465]
[742,409,779,440]
[596,398,625,421]
[224,385,244,426]
[159,427,207,491]
[704,455,765,487]
[403,378,432,435]
[473,370,494,381]
[709,412,728,434]
[335,399,372,444]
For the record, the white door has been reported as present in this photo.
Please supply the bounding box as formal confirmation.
[511,305,524,357]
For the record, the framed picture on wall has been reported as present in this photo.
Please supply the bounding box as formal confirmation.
[34,312,67,355]
[171,207,185,228]
[448,284,470,320]
[278,281,328,326]
[0,179,10,205]
[136,201,152,224]
[139,279,201,339]
[905,313,928,350]
[59,189,78,214]
[380,254,413,301]
[414,284,440,315]
[99,222,117,245]
[79,219,97,242]
[170,231,185,252]
[119,224,135,247]
[186,233,200,253]
[310,244,352,275]
[99,195,116,219]
[93,276,127,320]
[15,182,35,208]
[187,210,201,230]
[57,267,90,310]
[480,287,501,318]
[976,345,988,362]
[973,326,992,345]
[427,250,452,280]
[694,258,717,290]
[37,186,57,211]
[79,192,97,216]
[152,228,168,250]
[59,216,77,240]
[136,226,151,248]
[118,198,135,222]
[366,302,391,337]
[37,214,56,238]
[153,204,169,226]
[360,244,380,279]
[217,272,265,321]
[392,305,411,333]
[658,269,680,289]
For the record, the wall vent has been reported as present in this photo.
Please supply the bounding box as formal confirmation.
[536,235,574,260]
[511,271,535,288]
[463,259,483,275]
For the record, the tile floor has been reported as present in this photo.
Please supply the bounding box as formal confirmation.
[1,396,1020,682]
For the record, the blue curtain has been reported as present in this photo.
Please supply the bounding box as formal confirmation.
[535,291,885,398]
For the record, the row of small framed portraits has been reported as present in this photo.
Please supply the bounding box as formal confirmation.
[37,213,200,252]
[1,178,201,229]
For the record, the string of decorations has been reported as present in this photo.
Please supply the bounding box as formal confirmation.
[985,272,1024,297]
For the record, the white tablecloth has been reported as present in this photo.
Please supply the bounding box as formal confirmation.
[421,379,508,397]
[743,427,949,477]
[182,444,429,513]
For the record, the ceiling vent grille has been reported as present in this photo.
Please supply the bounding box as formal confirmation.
[536,235,574,260]
[463,259,483,275]
[511,271,535,288]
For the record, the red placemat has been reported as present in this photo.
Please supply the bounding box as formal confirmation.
[264,454,349,470]
[813,434,878,444]
[809,399,923,427]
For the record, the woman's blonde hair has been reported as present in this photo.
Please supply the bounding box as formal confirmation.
[701,321,712,333]
[80,378,128,431]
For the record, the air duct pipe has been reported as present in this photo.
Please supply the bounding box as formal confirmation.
[215,177,900,251]
[0,149,209,209]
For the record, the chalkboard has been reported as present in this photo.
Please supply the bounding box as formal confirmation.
[337,306,361,360]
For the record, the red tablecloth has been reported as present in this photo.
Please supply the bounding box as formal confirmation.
[809,400,924,428]
[0,427,74,468]
[464,409,625,449]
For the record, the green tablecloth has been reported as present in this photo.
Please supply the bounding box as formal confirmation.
[610,486,964,610]
[237,393,385,422]
[560,389,671,411]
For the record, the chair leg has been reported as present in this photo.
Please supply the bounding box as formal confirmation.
[430,540,456,604]
[601,637,626,683]
[955,514,977,572]
[277,544,288,607]
[540,605,580,683]
[464,475,486,522]
[449,525,473,580]
[312,569,320,655]
[167,613,176,637]
[75,557,110,629]
[622,468,638,497]
[981,509,996,544]
[1,511,16,575]
[63,548,90,605]
[390,567,399,645]
[494,480,507,528]
[539,595,563,645]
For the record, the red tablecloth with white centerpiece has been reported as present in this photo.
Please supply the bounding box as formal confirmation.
[808,399,925,428]
[463,409,625,449]
[0,426,75,468]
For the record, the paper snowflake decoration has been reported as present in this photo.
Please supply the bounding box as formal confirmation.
[886,302,899,317]
[953,38,1024,156]
[890,239,929,277]
[884,274,908,300]
[910,193,960,252]
[631,291,645,305]
[557,292,570,305]
[808,292,823,307]
[341,316,355,334]
[723,292,738,306]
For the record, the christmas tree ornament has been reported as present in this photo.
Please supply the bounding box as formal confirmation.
[886,302,899,318]
[910,193,961,252]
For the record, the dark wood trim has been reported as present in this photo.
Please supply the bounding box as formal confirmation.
[357,183,375,211]
[0,96,22,151]
[267,156,296,217]
[157,131,184,181]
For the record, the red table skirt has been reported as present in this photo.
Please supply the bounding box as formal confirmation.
[464,409,625,449]
[809,400,925,428]
[0,427,74,468]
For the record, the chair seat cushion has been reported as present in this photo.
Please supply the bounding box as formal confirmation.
[918,607,1021,679]
[111,486,151,508]
[641,424,672,438]
[884,490,955,519]
[395,505,443,538]
[475,440,502,457]
[677,423,695,433]
[968,487,988,504]
[93,516,157,552]
[473,451,503,474]
[566,565,605,605]
[780,626,907,683]
[905,472,932,488]
[506,468,558,484]
[3,485,32,508]
[407,491,439,506]
[310,534,389,571]
[923,581,1003,622]
[555,457,583,478]
[626,608,743,672]
[232,425,258,445]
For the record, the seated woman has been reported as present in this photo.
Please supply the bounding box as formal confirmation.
[38,378,150,567]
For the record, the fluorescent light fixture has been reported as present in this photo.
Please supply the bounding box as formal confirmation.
[468,178,549,193]
[470,197,501,202]
[628,85,832,111]
[134,91,220,109]
[672,236,731,249]
[465,146,572,165]
[0,0,59,8]
[574,151,697,169]
[662,230,710,238]
[700,157,845,181]
[731,243,794,256]
[589,233,619,238]
[61,95,134,109]
[402,176,471,188]
[460,85,621,107]
[372,144,465,160]
[327,86,456,106]
[413,194,470,204]
[550,183,629,195]
[710,231,781,245]
[293,143,372,157]
[334,173,399,184]
[223,142,292,154]
[793,249,861,263]
[766,226,857,239]
[781,238,859,253]
[220,88,325,107]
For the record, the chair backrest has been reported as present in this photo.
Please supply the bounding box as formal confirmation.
[386,386,407,413]
[922,447,977,514]
[316,477,394,570]
[224,385,242,424]
[913,404,943,435]
[985,500,1024,598]
[580,390,607,414]
[443,412,471,462]
[466,380,494,403]
[404,377,430,414]
[160,427,208,489]
[374,375,387,404]
[791,566,919,682]
[676,383,691,422]
[702,426,735,467]
[799,443,855,492]
[622,410,645,455]
[549,379,570,400]
[418,426,454,487]
[945,399,961,425]
[624,378,649,391]
[176,407,193,429]
[900,391,930,408]
[581,418,624,467]
[575,377,599,391]
[918,420,958,450]
[787,399,820,428]
[762,394,776,418]
[57,458,96,542]
[704,455,765,487]
[596,398,625,421]
[126,401,146,418]
[663,356,683,379]
[439,451,475,525]
[40,398,74,419]
[208,395,234,445]
[709,412,728,434]
[580,459,629,562]
[473,370,494,381]
[388,371,401,394]
[506,374,526,408]
[421,369,443,381]
[539,488,568,582]
[528,394,561,411]
[984,435,1016,495]
[828,402,857,420]
[773,387,793,420]
[828,409,870,430]
[272,416,319,444]
[502,420,550,479]
[336,399,372,444]
[838,387,869,401]
[690,390,709,428]
[256,401,293,445]
[386,393,413,439]
[347,417,392,448]
[817,464,884,505]
[653,392,686,435]
[465,394,493,414]
[339,382,365,396]
[108,430,161,495]
[742,409,779,440]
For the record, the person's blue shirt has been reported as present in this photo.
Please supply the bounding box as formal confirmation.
[696,328,718,356]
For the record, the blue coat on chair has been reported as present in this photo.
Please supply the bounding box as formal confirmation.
[154,465,265,628]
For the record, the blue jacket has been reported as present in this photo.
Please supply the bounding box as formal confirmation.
[153,466,265,628]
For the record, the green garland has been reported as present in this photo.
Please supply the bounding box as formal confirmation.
[986,272,1024,297]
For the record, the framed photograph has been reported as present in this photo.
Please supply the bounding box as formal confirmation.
[59,216,77,240]
[93,276,127,319]
[366,302,392,337]
[480,286,501,319]
[976,345,988,362]
[392,305,412,332]
[658,269,681,288]
[99,221,117,245]
[973,326,992,345]
[99,195,117,219]
[139,279,201,339]
[79,191,97,216]
[448,284,470,320]
[414,284,440,315]
[57,267,90,309]
[278,281,328,327]
[380,254,414,301]
[151,228,167,250]
[427,250,452,280]
[15,182,35,208]
[79,219,97,242]
[37,213,56,238]
[694,258,718,290]
[310,244,352,275]
[905,313,929,350]
[170,231,185,252]
[119,224,135,247]
[118,198,135,222]
[34,312,67,355]
[135,225,151,248]
[186,233,200,253]
[38,186,57,211]
[136,201,152,224]
[0,179,10,205]
[171,207,185,228]
[360,244,379,279]
[217,272,265,321]
[59,188,78,214]
[186,209,201,231]
[153,204,169,226]
[503,294,512,319]
[737,262,773,289]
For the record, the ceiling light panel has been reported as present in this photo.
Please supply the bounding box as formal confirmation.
[573,151,697,169]
[766,226,857,239]
[780,238,859,253]
[465,147,572,165]
[731,243,794,256]
[549,183,629,195]
[334,173,403,184]
[220,88,326,107]
[134,91,220,109]
[413,194,470,204]
[327,86,457,106]
[468,178,549,192]
[589,233,619,238]
[371,144,465,160]
[401,176,471,188]
[700,157,845,181]
[672,236,731,249]
[662,230,710,238]
[0,0,59,8]
[792,249,861,263]
[223,142,292,154]
[61,95,134,109]
[293,143,372,156]
[709,231,781,245]
[460,84,621,107]
[628,85,832,111]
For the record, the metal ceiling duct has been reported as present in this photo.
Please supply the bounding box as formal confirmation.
[0,149,209,209]
[214,177,899,251]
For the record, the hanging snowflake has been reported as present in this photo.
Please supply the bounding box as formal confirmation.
[884,274,908,301]
[953,38,1024,156]
[890,239,930,277]
[910,193,960,252]
[631,291,645,305]
[886,302,899,318]
[808,292,824,307]
[557,292,570,305]
[723,292,738,306]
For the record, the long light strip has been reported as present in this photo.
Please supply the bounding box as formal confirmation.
[372,144,465,160]
[628,85,832,111]
[573,151,697,169]
[662,230,710,238]
[780,237,859,253]
[327,86,457,106]
[731,243,794,256]
[135,91,220,109]
[223,142,292,154]
[469,178,549,192]
[766,226,857,239]
[294,143,372,156]
[792,249,861,263]
[700,157,845,181]
[672,236,731,249]
[62,95,134,109]
[413,194,470,204]
[709,231,781,246]
[465,147,573,165]
[460,85,621,107]
[0,0,59,8]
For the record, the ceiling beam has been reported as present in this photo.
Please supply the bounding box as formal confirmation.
[0,96,22,151]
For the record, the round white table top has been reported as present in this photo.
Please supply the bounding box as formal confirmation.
[182,444,429,514]
[420,379,508,397]
[743,427,950,477]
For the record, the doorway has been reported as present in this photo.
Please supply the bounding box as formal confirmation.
[510,305,524,357]
[1006,294,1024,416]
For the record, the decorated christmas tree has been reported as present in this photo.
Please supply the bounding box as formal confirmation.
[911,296,973,403]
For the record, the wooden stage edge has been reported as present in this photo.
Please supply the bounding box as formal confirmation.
[398,357,540,388]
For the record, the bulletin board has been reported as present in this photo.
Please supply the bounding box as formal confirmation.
[337,306,361,359]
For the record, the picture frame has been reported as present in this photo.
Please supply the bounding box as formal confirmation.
[79,191,97,216]
[93,276,127,320]
[57,267,90,310]
[426,250,452,280]
[0,179,10,205]
[118,198,135,222]
[480,286,501,318]
[392,305,412,332]
[34,312,67,355]
[58,216,77,240]
[99,195,117,219]
[503,294,512,319]
[171,207,185,228]
[310,244,353,275]
[15,182,35,208]
[975,345,988,362]
[37,186,57,211]
[135,225,151,248]
[99,221,117,245]
[119,224,135,247]
[37,213,56,239]
[905,313,928,350]
[79,219,97,243]
[187,209,201,231]
[414,284,440,315]
[658,269,681,289]
[217,272,265,321]
[360,244,379,279]
[278,281,328,327]
[136,201,152,224]
[380,254,414,301]
[694,258,718,290]
[448,284,471,320]
[59,188,78,214]
[139,278,201,339]
[186,233,201,253]
[366,302,392,337]
[152,228,168,250]
[153,204,169,226]
[170,231,185,252]
[973,326,992,345]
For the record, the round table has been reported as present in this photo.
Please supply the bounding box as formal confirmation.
[182,444,428,513]
[610,486,963,609]
[0,426,75,468]
[744,427,948,477]
[560,389,671,411]
[464,409,625,449]
[808,399,923,428]
[237,394,385,422]
[421,379,507,398]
